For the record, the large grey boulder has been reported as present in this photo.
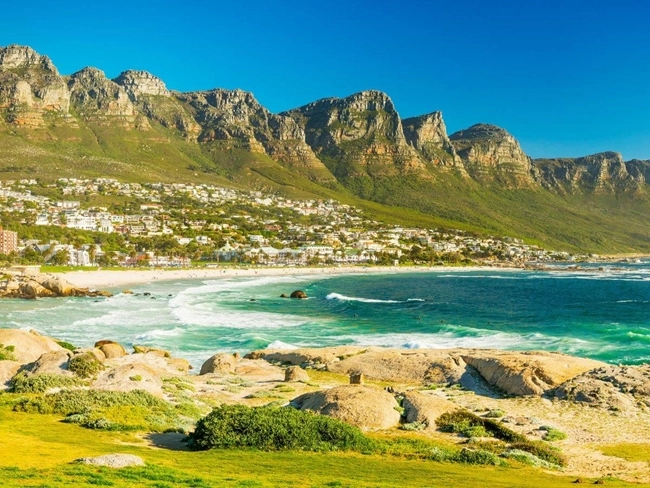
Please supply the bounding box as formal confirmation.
[200,353,238,375]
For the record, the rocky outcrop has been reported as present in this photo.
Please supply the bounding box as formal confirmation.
[0,329,65,363]
[92,363,165,396]
[284,91,426,181]
[0,273,109,299]
[0,45,71,127]
[291,385,401,430]
[68,67,145,128]
[113,70,170,100]
[554,364,650,410]
[0,360,21,390]
[95,341,128,359]
[450,124,535,187]
[402,112,463,171]
[461,351,604,396]
[533,152,643,194]
[24,349,72,375]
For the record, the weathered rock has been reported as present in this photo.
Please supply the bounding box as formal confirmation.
[554,365,650,410]
[20,279,56,298]
[38,275,78,296]
[284,365,309,382]
[168,357,192,373]
[289,290,307,299]
[92,363,164,396]
[0,329,65,364]
[246,346,368,368]
[403,111,463,170]
[291,385,401,430]
[401,391,457,428]
[95,341,128,359]
[200,352,238,375]
[450,124,535,187]
[74,454,145,468]
[133,345,170,357]
[461,351,604,396]
[0,361,21,390]
[113,70,170,100]
[24,350,72,375]
[122,289,133,294]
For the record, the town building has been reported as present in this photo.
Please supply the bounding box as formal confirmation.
[0,227,18,254]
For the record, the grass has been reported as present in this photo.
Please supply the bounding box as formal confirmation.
[599,443,650,463]
[0,402,640,488]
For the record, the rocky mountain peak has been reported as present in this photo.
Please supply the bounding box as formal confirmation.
[449,123,533,187]
[113,70,170,101]
[402,111,462,169]
[0,45,57,73]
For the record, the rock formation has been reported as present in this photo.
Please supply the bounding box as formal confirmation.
[402,111,463,171]
[0,273,110,299]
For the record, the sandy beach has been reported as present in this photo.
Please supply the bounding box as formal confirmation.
[56,265,509,289]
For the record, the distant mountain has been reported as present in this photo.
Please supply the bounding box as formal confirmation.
[1,44,650,252]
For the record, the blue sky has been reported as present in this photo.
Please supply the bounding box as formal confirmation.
[1,0,649,159]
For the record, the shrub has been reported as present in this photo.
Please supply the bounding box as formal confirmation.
[68,353,103,378]
[437,410,526,442]
[55,340,76,352]
[189,404,372,452]
[130,375,143,382]
[501,449,559,469]
[0,344,16,361]
[484,409,506,418]
[542,427,568,441]
[399,421,427,432]
[510,441,567,467]
[10,373,84,393]
[458,448,504,466]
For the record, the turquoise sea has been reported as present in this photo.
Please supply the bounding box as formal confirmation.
[1,264,649,368]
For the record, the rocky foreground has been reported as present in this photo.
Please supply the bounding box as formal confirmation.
[1,329,650,482]
[0,273,112,299]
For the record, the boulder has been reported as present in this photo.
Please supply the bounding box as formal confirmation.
[401,391,457,428]
[200,353,238,375]
[284,365,309,382]
[0,329,65,364]
[133,345,170,358]
[20,280,56,298]
[289,290,307,299]
[95,341,128,359]
[122,289,134,294]
[74,454,145,468]
[461,351,604,396]
[25,350,72,375]
[246,346,369,367]
[38,276,77,296]
[0,360,21,390]
[349,372,364,385]
[91,363,164,396]
[291,385,401,430]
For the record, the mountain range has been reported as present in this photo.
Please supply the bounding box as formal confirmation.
[1,44,649,252]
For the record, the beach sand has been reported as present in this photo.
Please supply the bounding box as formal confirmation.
[56,265,509,289]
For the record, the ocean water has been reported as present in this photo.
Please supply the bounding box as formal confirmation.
[1,264,649,368]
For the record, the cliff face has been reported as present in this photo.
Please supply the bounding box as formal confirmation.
[0,44,648,199]
[449,124,535,187]
[533,152,644,194]
[284,91,425,179]
[177,89,334,181]
[402,112,463,172]
[113,70,200,140]
[0,45,70,127]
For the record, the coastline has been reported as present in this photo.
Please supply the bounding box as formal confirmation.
[55,264,517,289]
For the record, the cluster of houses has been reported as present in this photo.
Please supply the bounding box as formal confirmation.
[0,178,582,267]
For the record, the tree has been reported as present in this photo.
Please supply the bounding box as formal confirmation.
[50,249,70,266]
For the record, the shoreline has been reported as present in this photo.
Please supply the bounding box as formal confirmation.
[55,264,519,289]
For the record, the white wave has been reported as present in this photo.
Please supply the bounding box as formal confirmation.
[135,327,185,341]
[266,340,299,350]
[326,292,423,304]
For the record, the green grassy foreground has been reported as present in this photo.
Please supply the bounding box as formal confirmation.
[0,404,638,488]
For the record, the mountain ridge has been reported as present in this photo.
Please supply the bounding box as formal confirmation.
[1,44,650,253]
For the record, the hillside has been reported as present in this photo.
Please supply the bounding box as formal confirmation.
[1,44,650,252]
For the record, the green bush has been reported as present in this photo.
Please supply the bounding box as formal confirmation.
[437,410,527,442]
[458,448,504,466]
[510,441,567,467]
[189,404,373,452]
[0,343,16,361]
[501,449,559,469]
[55,340,76,352]
[68,353,104,379]
[484,409,506,418]
[542,427,568,441]
[10,372,84,393]
[399,421,427,432]
[14,389,199,433]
